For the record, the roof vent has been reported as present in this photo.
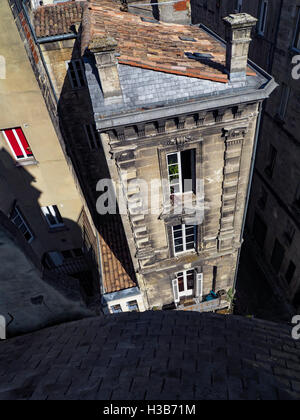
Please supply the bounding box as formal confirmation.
[179,36,197,42]
[141,17,160,24]
[185,52,214,60]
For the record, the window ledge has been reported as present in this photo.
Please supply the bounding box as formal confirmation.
[15,158,39,167]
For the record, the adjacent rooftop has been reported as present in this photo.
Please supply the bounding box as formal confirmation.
[34,0,84,38]
[0,312,299,400]
[81,0,256,83]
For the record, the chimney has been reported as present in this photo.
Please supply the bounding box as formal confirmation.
[89,36,122,100]
[157,0,191,25]
[223,13,257,82]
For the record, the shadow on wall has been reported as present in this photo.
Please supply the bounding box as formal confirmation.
[0,149,95,337]
[56,34,137,286]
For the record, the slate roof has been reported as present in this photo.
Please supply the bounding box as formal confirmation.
[85,59,265,119]
[34,1,84,38]
[98,217,136,293]
[81,0,256,83]
[0,312,299,400]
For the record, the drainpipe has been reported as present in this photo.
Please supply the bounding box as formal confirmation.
[233,101,263,293]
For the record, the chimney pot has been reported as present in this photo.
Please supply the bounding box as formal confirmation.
[223,13,257,83]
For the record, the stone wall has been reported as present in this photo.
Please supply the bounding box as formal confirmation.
[194,0,300,307]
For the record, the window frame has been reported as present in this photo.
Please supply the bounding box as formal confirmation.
[2,128,34,161]
[111,304,123,314]
[41,205,64,229]
[258,0,268,36]
[84,124,101,150]
[166,150,196,197]
[10,206,34,243]
[292,8,300,51]
[278,83,290,120]
[167,152,183,196]
[127,300,139,312]
[176,269,195,299]
[235,0,243,13]
[66,59,86,89]
[172,224,197,255]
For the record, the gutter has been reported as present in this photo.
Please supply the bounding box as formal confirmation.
[95,76,277,130]
[233,101,263,293]
[37,33,77,44]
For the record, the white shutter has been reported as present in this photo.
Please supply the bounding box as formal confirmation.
[196,273,203,298]
[172,278,180,303]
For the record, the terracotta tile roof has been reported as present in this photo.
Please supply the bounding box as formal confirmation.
[99,216,136,294]
[81,0,255,83]
[34,1,84,38]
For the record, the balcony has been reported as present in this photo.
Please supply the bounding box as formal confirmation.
[176,296,229,313]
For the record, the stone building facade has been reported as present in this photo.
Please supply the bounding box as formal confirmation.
[77,0,276,312]
[10,0,277,314]
[193,0,300,311]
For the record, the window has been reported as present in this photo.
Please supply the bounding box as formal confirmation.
[2,128,33,161]
[66,60,86,89]
[167,149,196,196]
[286,262,296,284]
[41,205,64,228]
[265,144,277,178]
[235,0,243,13]
[271,239,285,273]
[253,212,267,249]
[292,8,300,51]
[278,84,290,120]
[111,304,123,314]
[258,0,268,35]
[84,124,101,150]
[172,225,196,254]
[10,206,34,243]
[127,300,139,312]
[172,270,203,303]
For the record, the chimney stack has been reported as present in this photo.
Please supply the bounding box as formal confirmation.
[89,36,122,100]
[157,0,191,25]
[223,13,257,83]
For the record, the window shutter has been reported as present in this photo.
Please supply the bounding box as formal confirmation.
[172,278,180,303]
[3,129,24,158]
[196,273,203,298]
[15,128,33,157]
[2,128,33,159]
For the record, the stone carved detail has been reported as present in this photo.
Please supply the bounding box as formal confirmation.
[157,120,166,134]
[114,149,136,163]
[214,109,226,123]
[177,115,186,130]
[166,135,192,149]
[195,112,207,127]
[115,128,125,141]
[137,124,145,138]
[224,126,248,141]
